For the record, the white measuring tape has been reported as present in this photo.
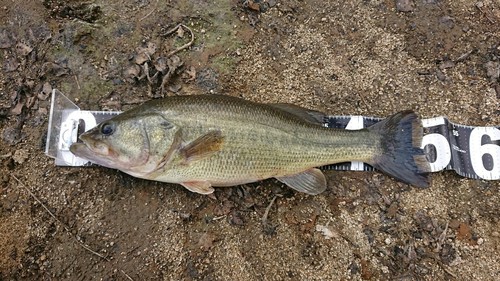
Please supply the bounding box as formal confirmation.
[45,89,500,180]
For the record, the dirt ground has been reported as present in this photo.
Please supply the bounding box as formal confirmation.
[1,0,499,280]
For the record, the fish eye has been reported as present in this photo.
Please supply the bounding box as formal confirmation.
[100,122,115,136]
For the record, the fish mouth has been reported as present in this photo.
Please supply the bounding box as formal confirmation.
[69,138,118,169]
[69,142,95,161]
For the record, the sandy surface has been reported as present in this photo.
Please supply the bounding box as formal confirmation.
[1,0,499,280]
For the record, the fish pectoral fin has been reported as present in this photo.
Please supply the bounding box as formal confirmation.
[180,130,224,164]
[276,168,327,195]
[181,181,215,194]
[268,103,326,125]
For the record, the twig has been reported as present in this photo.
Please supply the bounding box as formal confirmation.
[121,270,134,281]
[436,221,449,252]
[74,75,81,90]
[163,24,195,57]
[12,175,134,281]
[139,0,163,21]
[261,196,277,226]
[437,260,458,279]
[357,91,370,110]
[139,8,156,21]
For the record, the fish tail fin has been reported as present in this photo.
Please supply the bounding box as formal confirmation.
[368,110,431,188]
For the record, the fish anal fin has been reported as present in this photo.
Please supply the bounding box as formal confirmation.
[276,168,327,195]
[268,103,326,125]
[181,181,215,194]
[180,130,224,164]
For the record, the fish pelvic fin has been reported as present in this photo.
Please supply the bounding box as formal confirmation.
[180,130,224,164]
[368,110,431,188]
[276,168,327,195]
[181,181,215,194]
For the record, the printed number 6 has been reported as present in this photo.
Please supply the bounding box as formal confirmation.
[469,127,500,180]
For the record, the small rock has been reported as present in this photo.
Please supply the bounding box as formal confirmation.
[316,224,336,239]
[154,57,168,73]
[0,29,13,49]
[1,191,19,211]
[167,83,182,93]
[247,0,260,11]
[197,233,216,251]
[436,69,447,81]
[38,82,52,100]
[123,64,141,81]
[485,61,500,82]
[133,52,150,65]
[42,82,52,95]
[10,102,24,115]
[396,0,414,12]
[1,127,22,145]
[196,67,218,90]
[37,107,48,115]
[41,62,69,77]
[167,55,183,74]
[449,219,460,229]
[439,60,455,70]
[15,42,33,56]
[13,149,29,164]
[4,57,19,72]
[439,16,455,29]
[176,26,184,38]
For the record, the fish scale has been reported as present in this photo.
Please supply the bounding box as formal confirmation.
[71,94,430,195]
[151,100,380,184]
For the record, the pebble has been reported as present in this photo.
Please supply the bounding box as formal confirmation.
[396,0,415,12]
[13,149,29,164]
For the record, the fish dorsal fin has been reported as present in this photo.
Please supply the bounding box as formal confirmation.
[181,181,215,194]
[268,103,326,125]
[180,130,224,164]
[276,168,327,195]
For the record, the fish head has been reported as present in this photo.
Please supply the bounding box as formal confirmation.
[70,113,179,175]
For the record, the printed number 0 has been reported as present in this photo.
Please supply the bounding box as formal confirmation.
[345,116,365,171]
[469,127,500,180]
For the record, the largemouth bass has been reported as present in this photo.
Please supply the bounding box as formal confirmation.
[70,94,430,195]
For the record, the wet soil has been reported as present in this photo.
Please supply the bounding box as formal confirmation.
[1,0,499,280]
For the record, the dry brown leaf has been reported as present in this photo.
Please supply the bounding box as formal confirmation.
[10,102,24,115]
[197,233,216,251]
